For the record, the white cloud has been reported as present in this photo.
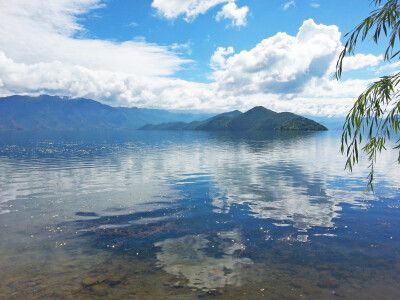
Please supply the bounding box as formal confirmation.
[0,50,219,110]
[283,1,295,10]
[168,41,193,55]
[210,46,235,69]
[211,19,342,95]
[0,1,375,118]
[375,60,400,74]
[310,3,320,8]
[152,0,228,22]
[0,0,189,77]
[152,0,248,27]
[126,22,139,27]
[0,47,369,117]
[342,53,383,72]
[215,2,249,27]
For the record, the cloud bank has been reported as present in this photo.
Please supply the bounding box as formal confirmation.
[0,0,188,76]
[0,1,384,116]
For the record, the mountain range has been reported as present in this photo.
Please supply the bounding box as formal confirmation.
[140,106,328,132]
[0,95,327,132]
[0,95,213,131]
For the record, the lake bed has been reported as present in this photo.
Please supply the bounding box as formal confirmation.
[0,130,399,299]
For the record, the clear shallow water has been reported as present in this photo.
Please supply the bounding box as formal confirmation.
[0,130,399,299]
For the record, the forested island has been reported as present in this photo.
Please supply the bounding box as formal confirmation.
[140,106,328,132]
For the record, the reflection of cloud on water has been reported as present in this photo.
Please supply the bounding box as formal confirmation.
[209,133,383,231]
[210,172,375,231]
[155,230,252,290]
[0,131,397,231]
[0,141,181,218]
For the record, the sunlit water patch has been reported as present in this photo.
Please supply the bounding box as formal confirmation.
[0,130,399,299]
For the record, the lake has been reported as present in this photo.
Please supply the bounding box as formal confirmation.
[0,130,399,299]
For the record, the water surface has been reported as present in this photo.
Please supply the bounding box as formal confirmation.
[0,130,399,299]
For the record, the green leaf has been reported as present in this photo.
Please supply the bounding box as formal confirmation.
[336,0,400,192]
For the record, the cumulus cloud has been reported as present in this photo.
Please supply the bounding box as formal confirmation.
[210,46,235,69]
[0,0,189,76]
[211,19,342,95]
[215,2,249,27]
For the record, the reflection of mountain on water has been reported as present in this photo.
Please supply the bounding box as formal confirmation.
[155,230,252,291]
[209,129,317,141]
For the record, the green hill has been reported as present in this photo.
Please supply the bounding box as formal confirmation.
[140,106,327,132]
[276,116,328,131]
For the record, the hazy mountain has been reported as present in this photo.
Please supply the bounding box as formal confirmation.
[140,110,243,131]
[304,115,346,130]
[139,121,204,131]
[0,95,214,131]
[140,106,328,132]
[202,110,242,121]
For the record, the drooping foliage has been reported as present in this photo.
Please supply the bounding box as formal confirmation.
[336,0,400,191]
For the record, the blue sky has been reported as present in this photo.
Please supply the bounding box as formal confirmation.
[80,0,381,82]
[0,0,398,116]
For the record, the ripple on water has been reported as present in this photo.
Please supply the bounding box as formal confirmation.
[0,131,399,299]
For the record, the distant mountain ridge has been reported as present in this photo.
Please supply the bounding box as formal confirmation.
[0,95,214,131]
[139,110,243,131]
[0,95,328,132]
[140,106,328,132]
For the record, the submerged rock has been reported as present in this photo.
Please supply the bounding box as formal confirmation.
[290,280,302,288]
[91,282,110,295]
[82,276,107,287]
[81,274,124,296]
[317,276,339,289]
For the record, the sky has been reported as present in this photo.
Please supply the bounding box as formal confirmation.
[0,0,398,117]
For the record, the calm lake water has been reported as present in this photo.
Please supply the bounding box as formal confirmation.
[0,130,399,299]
